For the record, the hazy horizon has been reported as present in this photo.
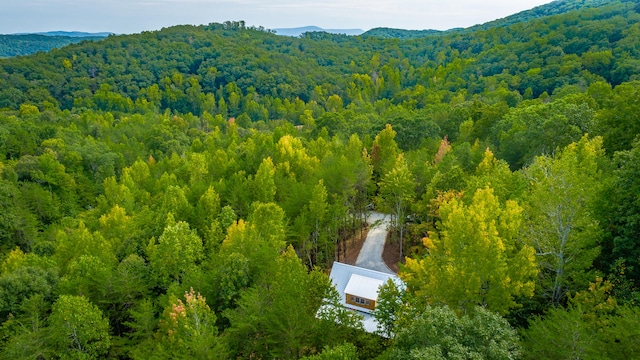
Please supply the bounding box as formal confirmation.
[1,0,554,35]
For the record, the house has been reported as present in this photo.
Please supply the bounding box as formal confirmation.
[328,262,404,333]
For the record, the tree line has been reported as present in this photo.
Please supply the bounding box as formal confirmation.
[1,0,640,358]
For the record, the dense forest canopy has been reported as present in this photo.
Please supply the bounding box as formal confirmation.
[0,34,108,58]
[1,0,640,358]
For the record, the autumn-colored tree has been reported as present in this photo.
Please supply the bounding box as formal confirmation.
[433,136,451,165]
[402,187,537,315]
[156,288,220,359]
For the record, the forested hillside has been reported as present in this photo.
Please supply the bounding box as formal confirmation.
[0,34,107,58]
[1,1,640,358]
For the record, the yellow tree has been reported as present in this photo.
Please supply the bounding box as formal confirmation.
[252,157,277,204]
[402,187,537,315]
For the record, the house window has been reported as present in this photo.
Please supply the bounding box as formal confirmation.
[349,295,372,307]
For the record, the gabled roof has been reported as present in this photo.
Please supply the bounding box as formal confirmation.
[328,262,403,333]
[344,274,385,300]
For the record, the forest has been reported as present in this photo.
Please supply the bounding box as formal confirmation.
[1,0,640,358]
[0,34,108,59]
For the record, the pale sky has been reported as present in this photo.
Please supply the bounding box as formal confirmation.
[0,0,555,35]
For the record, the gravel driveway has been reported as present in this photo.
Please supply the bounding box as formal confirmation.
[355,211,396,274]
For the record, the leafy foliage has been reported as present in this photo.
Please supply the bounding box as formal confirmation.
[389,305,521,360]
[47,295,111,359]
[402,187,537,314]
[0,34,107,58]
[0,1,640,358]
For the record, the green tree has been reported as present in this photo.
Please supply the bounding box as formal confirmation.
[57,255,113,312]
[524,305,598,360]
[98,205,135,260]
[524,135,605,306]
[158,185,192,224]
[495,96,594,169]
[403,187,537,315]
[0,249,58,321]
[124,298,157,350]
[194,186,222,248]
[300,343,358,360]
[0,179,39,251]
[373,279,405,338]
[223,247,330,359]
[147,216,204,288]
[597,139,640,291]
[592,81,640,153]
[389,305,521,360]
[523,278,640,360]
[371,124,400,180]
[54,221,116,274]
[47,295,111,359]
[376,153,415,261]
[305,180,329,267]
[108,254,152,334]
[1,295,52,359]
[464,148,526,202]
[217,202,286,288]
[209,252,250,315]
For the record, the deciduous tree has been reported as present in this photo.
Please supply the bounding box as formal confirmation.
[402,187,537,314]
[47,295,111,359]
[389,305,521,360]
[377,153,415,261]
[524,135,605,306]
[147,216,204,288]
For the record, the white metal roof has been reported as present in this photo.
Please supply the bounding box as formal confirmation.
[325,262,405,335]
[344,274,385,300]
[329,262,403,315]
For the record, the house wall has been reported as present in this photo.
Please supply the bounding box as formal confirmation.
[345,293,376,311]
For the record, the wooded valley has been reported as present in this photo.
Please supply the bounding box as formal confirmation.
[1,0,640,358]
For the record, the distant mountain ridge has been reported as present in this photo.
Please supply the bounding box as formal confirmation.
[31,31,113,37]
[274,26,364,37]
[363,0,620,39]
[362,28,448,39]
[0,0,625,56]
